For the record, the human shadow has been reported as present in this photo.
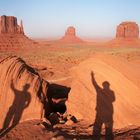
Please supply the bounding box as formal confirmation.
[91,71,115,140]
[0,80,31,136]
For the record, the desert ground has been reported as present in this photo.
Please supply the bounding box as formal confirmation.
[0,40,140,139]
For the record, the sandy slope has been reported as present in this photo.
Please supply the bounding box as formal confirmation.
[67,53,140,129]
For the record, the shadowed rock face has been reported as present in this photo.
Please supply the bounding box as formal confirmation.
[0,56,71,131]
[0,15,24,34]
[0,56,48,129]
[116,22,139,39]
[60,26,83,43]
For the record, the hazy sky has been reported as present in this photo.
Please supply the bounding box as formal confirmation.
[0,0,140,39]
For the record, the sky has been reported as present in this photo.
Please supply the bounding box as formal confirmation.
[0,0,140,39]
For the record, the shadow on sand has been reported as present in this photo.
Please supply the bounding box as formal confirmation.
[91,71,115,140]
[0,80,31,137]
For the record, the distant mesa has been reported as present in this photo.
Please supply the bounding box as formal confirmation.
[59,26,83,43]
[65,26,76,36]
[0,15,36,50]
[108,21,140,47]
[116,22,139,39]
[0,15,24,34]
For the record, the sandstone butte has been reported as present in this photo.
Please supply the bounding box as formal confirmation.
[0,15,36,50]
[59,26,84,44]
[108,21,140,47]
[116,22,139,39]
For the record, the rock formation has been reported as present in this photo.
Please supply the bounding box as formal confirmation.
[65,26,76,36]
[66,54,140,129]
[0,15,36,50]
[0,56,70,130]
[0,34,37,50]
[116,22,139,39]
[0,56,48,129]
[60,26,83,43]
[0,15,24,34]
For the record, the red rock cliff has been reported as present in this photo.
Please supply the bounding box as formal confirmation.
[0,15,24,34]
[116,22,139,39]
[65,26,76,36]
[60,26,83,43]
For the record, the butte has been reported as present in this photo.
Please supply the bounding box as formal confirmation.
[0,15,36,50]
[59,26,84,44]
[109,21,140,47]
